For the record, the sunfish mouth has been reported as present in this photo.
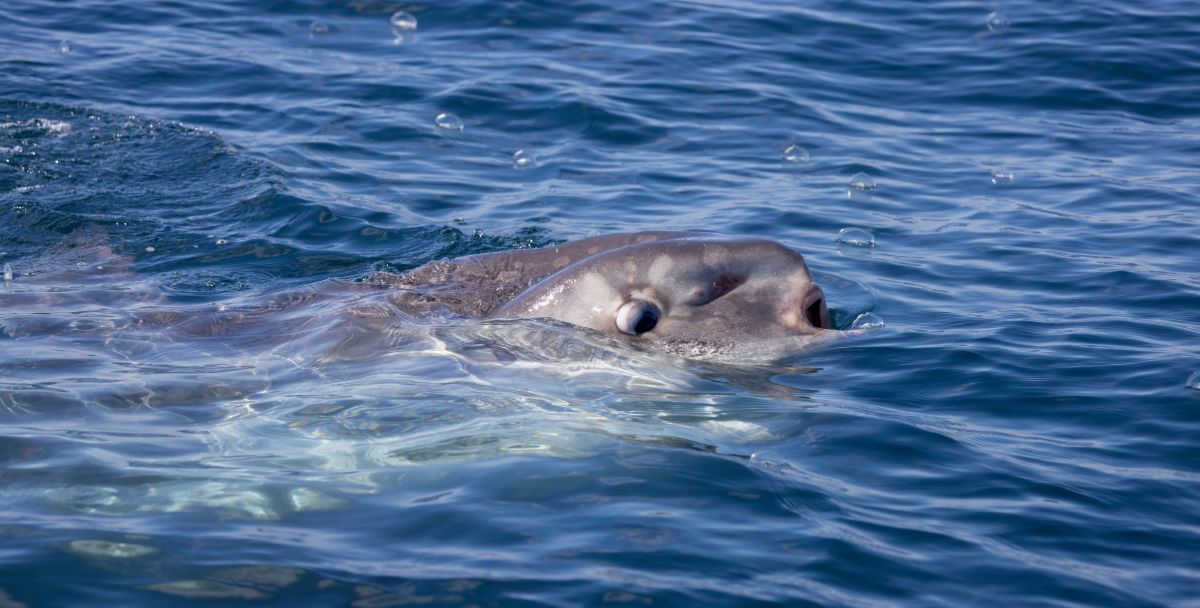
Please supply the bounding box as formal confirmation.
[800,283,831,330]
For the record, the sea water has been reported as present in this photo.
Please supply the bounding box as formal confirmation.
[2,1,1198,606]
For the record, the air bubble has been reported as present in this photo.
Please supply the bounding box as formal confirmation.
[1187,371,1200,391]
[57,40,71,55]
[987,11,1010,33]
[390,11,418,31]
[145,246,156,253]
[512,149,537,168]
[782,144,810,164]
[847,172,876,198]
[835,227,875,248]
[851,312,885,330]
[435,113,464,132]
[3,263,12,282]
[390,11,417,44]
[848,172,875,190]
[991,170,1014,184]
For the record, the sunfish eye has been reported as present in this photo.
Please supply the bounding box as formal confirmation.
[615,300,660,335]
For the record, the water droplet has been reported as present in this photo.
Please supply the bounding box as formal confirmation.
[145,246,156,253]
[3,263,12,282]
[390,11,418,32]
[848,172,876,191]
[512,149,537,168]
[309,20,330,37]
[782,144,810,164]
[835,227,875,248]
[57,40,71,55]
[435,112,464,132]
[987,11,1010,33]
[1187,371,1200,391]
[991,170,1014,184]
[851,312,885,330]
[215,239,228,246]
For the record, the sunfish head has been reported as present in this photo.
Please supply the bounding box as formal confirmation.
[491,235,834,360]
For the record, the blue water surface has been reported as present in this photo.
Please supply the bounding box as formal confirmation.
[2,1,1199,606]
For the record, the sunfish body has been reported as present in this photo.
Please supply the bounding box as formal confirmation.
[390,231,833,359]
[4,230,834,361]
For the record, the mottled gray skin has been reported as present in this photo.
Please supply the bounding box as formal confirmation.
[387,231,833,359]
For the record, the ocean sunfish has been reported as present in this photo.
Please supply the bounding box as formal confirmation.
[383,231,833,359]
[3,230,836,361]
